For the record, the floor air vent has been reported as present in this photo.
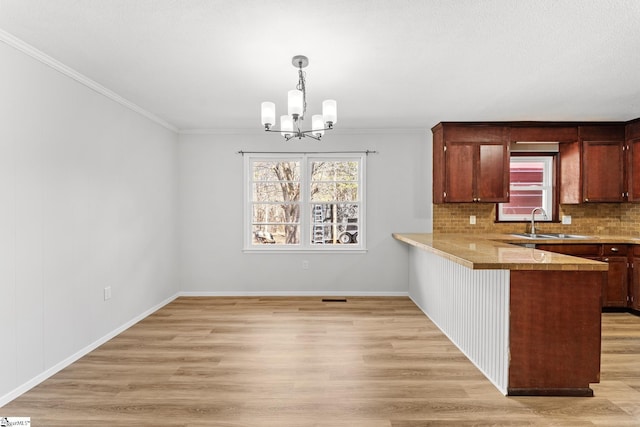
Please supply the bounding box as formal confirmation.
[322,298,347,302]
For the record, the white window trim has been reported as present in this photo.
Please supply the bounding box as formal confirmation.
[498,155,553,222]
[243,153,366,252]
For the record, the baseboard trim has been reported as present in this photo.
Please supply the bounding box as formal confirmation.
[0,293,180,407]
[177,291,409,297]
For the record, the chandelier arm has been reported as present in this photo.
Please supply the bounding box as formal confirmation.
[302,133,321,141]
[265,126,333,134]
[299,128,331,135]
[265,125,333,135]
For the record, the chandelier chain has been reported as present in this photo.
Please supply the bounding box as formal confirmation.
[296,68,307,120]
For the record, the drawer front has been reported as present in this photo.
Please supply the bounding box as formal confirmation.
[603,244,628,256]
[535,244,601,256]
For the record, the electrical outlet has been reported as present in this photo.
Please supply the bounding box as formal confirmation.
[302,260,309,270]
[562,215,572,225]
[104,286,112,301]
[469,215,476,225]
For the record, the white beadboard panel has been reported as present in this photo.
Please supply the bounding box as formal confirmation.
[408,247,510,394]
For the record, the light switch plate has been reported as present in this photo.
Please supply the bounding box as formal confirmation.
[562,215,572,225]
[470,215,476,225]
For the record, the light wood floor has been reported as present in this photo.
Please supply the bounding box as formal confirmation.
[2,297,640,426]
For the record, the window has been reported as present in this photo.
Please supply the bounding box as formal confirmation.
[245,153,365,250]
[497,154,555,222]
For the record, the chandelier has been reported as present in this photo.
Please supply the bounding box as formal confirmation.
[260,55,337,141]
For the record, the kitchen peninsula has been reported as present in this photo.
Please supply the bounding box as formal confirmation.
[393,233,607,397]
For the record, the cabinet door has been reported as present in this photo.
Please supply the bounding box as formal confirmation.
[444,141,509,203]
[435,124,509,203]
[534,244,601,257]
[602,255,629,307]
[627,138,640,202]
[559,141,582,204]
[444,141,475,202]
[477,143,509,202]
[582,140,625,202]
[632,257,640,310]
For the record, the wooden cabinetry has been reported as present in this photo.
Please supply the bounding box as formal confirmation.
[582,126,626,202]
[560,125,626,203]
[631,246,640,311]
[432,124,509,203]
[602,244,629,307]
[626,119,640,202]
[535,244,600,257]
[431,120,640,205]
[536,243,631,308]
[509,125,578,143]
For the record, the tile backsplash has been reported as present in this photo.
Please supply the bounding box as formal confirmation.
[433,203,640,236]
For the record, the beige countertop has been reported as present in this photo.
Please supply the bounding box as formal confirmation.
[392,233,620,271]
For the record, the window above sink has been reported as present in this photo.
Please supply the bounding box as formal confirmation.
[497,153,557,223]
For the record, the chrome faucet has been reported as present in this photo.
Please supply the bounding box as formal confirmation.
[530,207,547,234]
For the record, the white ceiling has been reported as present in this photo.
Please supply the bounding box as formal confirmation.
[1,0,639,132]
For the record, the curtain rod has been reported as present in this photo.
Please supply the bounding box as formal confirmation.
[237,150,378,155]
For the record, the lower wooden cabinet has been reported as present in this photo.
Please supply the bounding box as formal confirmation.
[632,246,640,310]
[602,256,629,307]
[536,243,631,308]
[602,244,628,307]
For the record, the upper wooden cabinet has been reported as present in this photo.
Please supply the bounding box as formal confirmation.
[581,125,626,203]
[432,120,640,205]
[432,123,509,203]
[509,125,578,143]
[626,119,640,202]
[560,125,626,203]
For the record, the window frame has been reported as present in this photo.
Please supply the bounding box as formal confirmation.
[496,152,558,223]
[244,153,366,252]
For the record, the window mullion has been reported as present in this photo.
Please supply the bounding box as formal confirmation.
[301,156,310,248]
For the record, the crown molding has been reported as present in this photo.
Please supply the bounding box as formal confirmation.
[0,28,178,133]
[179,128,262,135]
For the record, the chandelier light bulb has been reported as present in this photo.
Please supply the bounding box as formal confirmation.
[322,99,337,126]
[280,115,294,137]
[261,102,276,128]
[312,115,325,137]
[288,89,303,117]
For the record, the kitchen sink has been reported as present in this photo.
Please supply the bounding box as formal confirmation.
[511,233,591,240]
[538,233,590,239]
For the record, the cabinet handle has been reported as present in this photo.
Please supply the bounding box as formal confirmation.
[610,247,619,252]
[476,197,481,202]
[604,258,609,262]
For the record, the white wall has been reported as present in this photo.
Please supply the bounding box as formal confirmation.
[0,41,179,403]
[177,131,432,294]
